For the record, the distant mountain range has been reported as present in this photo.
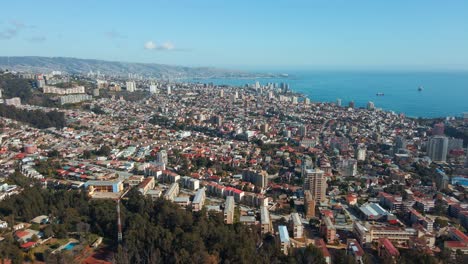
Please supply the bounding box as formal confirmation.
[0,56,277,79]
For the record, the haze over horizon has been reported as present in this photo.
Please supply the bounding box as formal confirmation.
[1,0,468,71]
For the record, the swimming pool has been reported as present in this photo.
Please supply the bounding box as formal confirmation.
[63,242,78,250]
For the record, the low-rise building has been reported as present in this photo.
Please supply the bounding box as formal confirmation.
[192,188,206,212]
[278,225,290,255]
[290,212,303,239]
[320,216,336,243]
[163,183,179,201]
[378,238,400,263]
[260,206,272,234]
[224,196,235,224]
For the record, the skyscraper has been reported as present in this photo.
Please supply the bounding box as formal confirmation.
[126,81,136,92]
[336,98,342,107]
[303,168,327,202]
[427,136,449,162]
[149,83,158,94]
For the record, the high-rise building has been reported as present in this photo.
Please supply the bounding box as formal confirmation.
[167,86,172,95]
[432,122,445,136]
[336,98,342,107]
[299,125,307,137]
[149,83,158,94]
[303,168,327,202]
[303,98,310,105]
[367,101,375,110]
[427,136,449,162]
[254,81,260,89]
[157,150,168,165]
[242,169,268,189]
[126,81,136,92]
[219,89,224,97]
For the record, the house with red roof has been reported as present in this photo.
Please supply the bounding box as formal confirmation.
[378,238,399,263]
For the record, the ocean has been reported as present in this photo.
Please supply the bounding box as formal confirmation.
[184,71,468,118]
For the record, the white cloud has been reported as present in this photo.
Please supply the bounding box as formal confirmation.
[144,40,157,50]
[144,40,177,51]
[159,42,175,50]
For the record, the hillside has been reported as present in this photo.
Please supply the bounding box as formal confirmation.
[0,56,266,79]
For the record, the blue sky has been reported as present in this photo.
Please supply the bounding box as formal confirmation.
[1,0,467,70]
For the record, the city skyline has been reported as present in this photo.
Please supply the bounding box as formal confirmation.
[1,0,468,70]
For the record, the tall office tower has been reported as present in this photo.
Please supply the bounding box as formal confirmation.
[292,96,298,104]
[167,86,172,95]
[432,122,445,136]
[220,89,224,97]
[349,101,355,108]
[367,101,375,110]
[234,91,239,99]
[304,98,310,105]
[299,125,307,137]
[126,81,136,92]
[157,150,168,165]
[303,168,327,202]
[336,98,342,107]
[149,83,158,94]
[427,136,449,162]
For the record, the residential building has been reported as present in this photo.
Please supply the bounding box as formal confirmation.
[224,196,235,224]
[346,239,365,264]
[303,168,327,202]
[427,136,449,162]
[163,183,179,201]
[290,212,303,239]
[378,238,400,263]
[126,81,136,92]
[242,169,268,189]
[278,225,290,255]
[260,206,272,234]
[192,188,206,212]
[320,216,336,243]
[304,190,316,218]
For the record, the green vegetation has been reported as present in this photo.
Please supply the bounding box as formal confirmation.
[0,73,33,102]
[0,181,327,263]
[0,104,66,129]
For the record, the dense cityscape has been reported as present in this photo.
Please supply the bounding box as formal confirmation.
[0,68,466,263]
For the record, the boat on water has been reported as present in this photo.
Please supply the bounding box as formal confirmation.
[376,92,385,96]
[418,86,423,91]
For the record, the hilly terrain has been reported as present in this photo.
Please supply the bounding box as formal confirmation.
[0,56,268,79]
